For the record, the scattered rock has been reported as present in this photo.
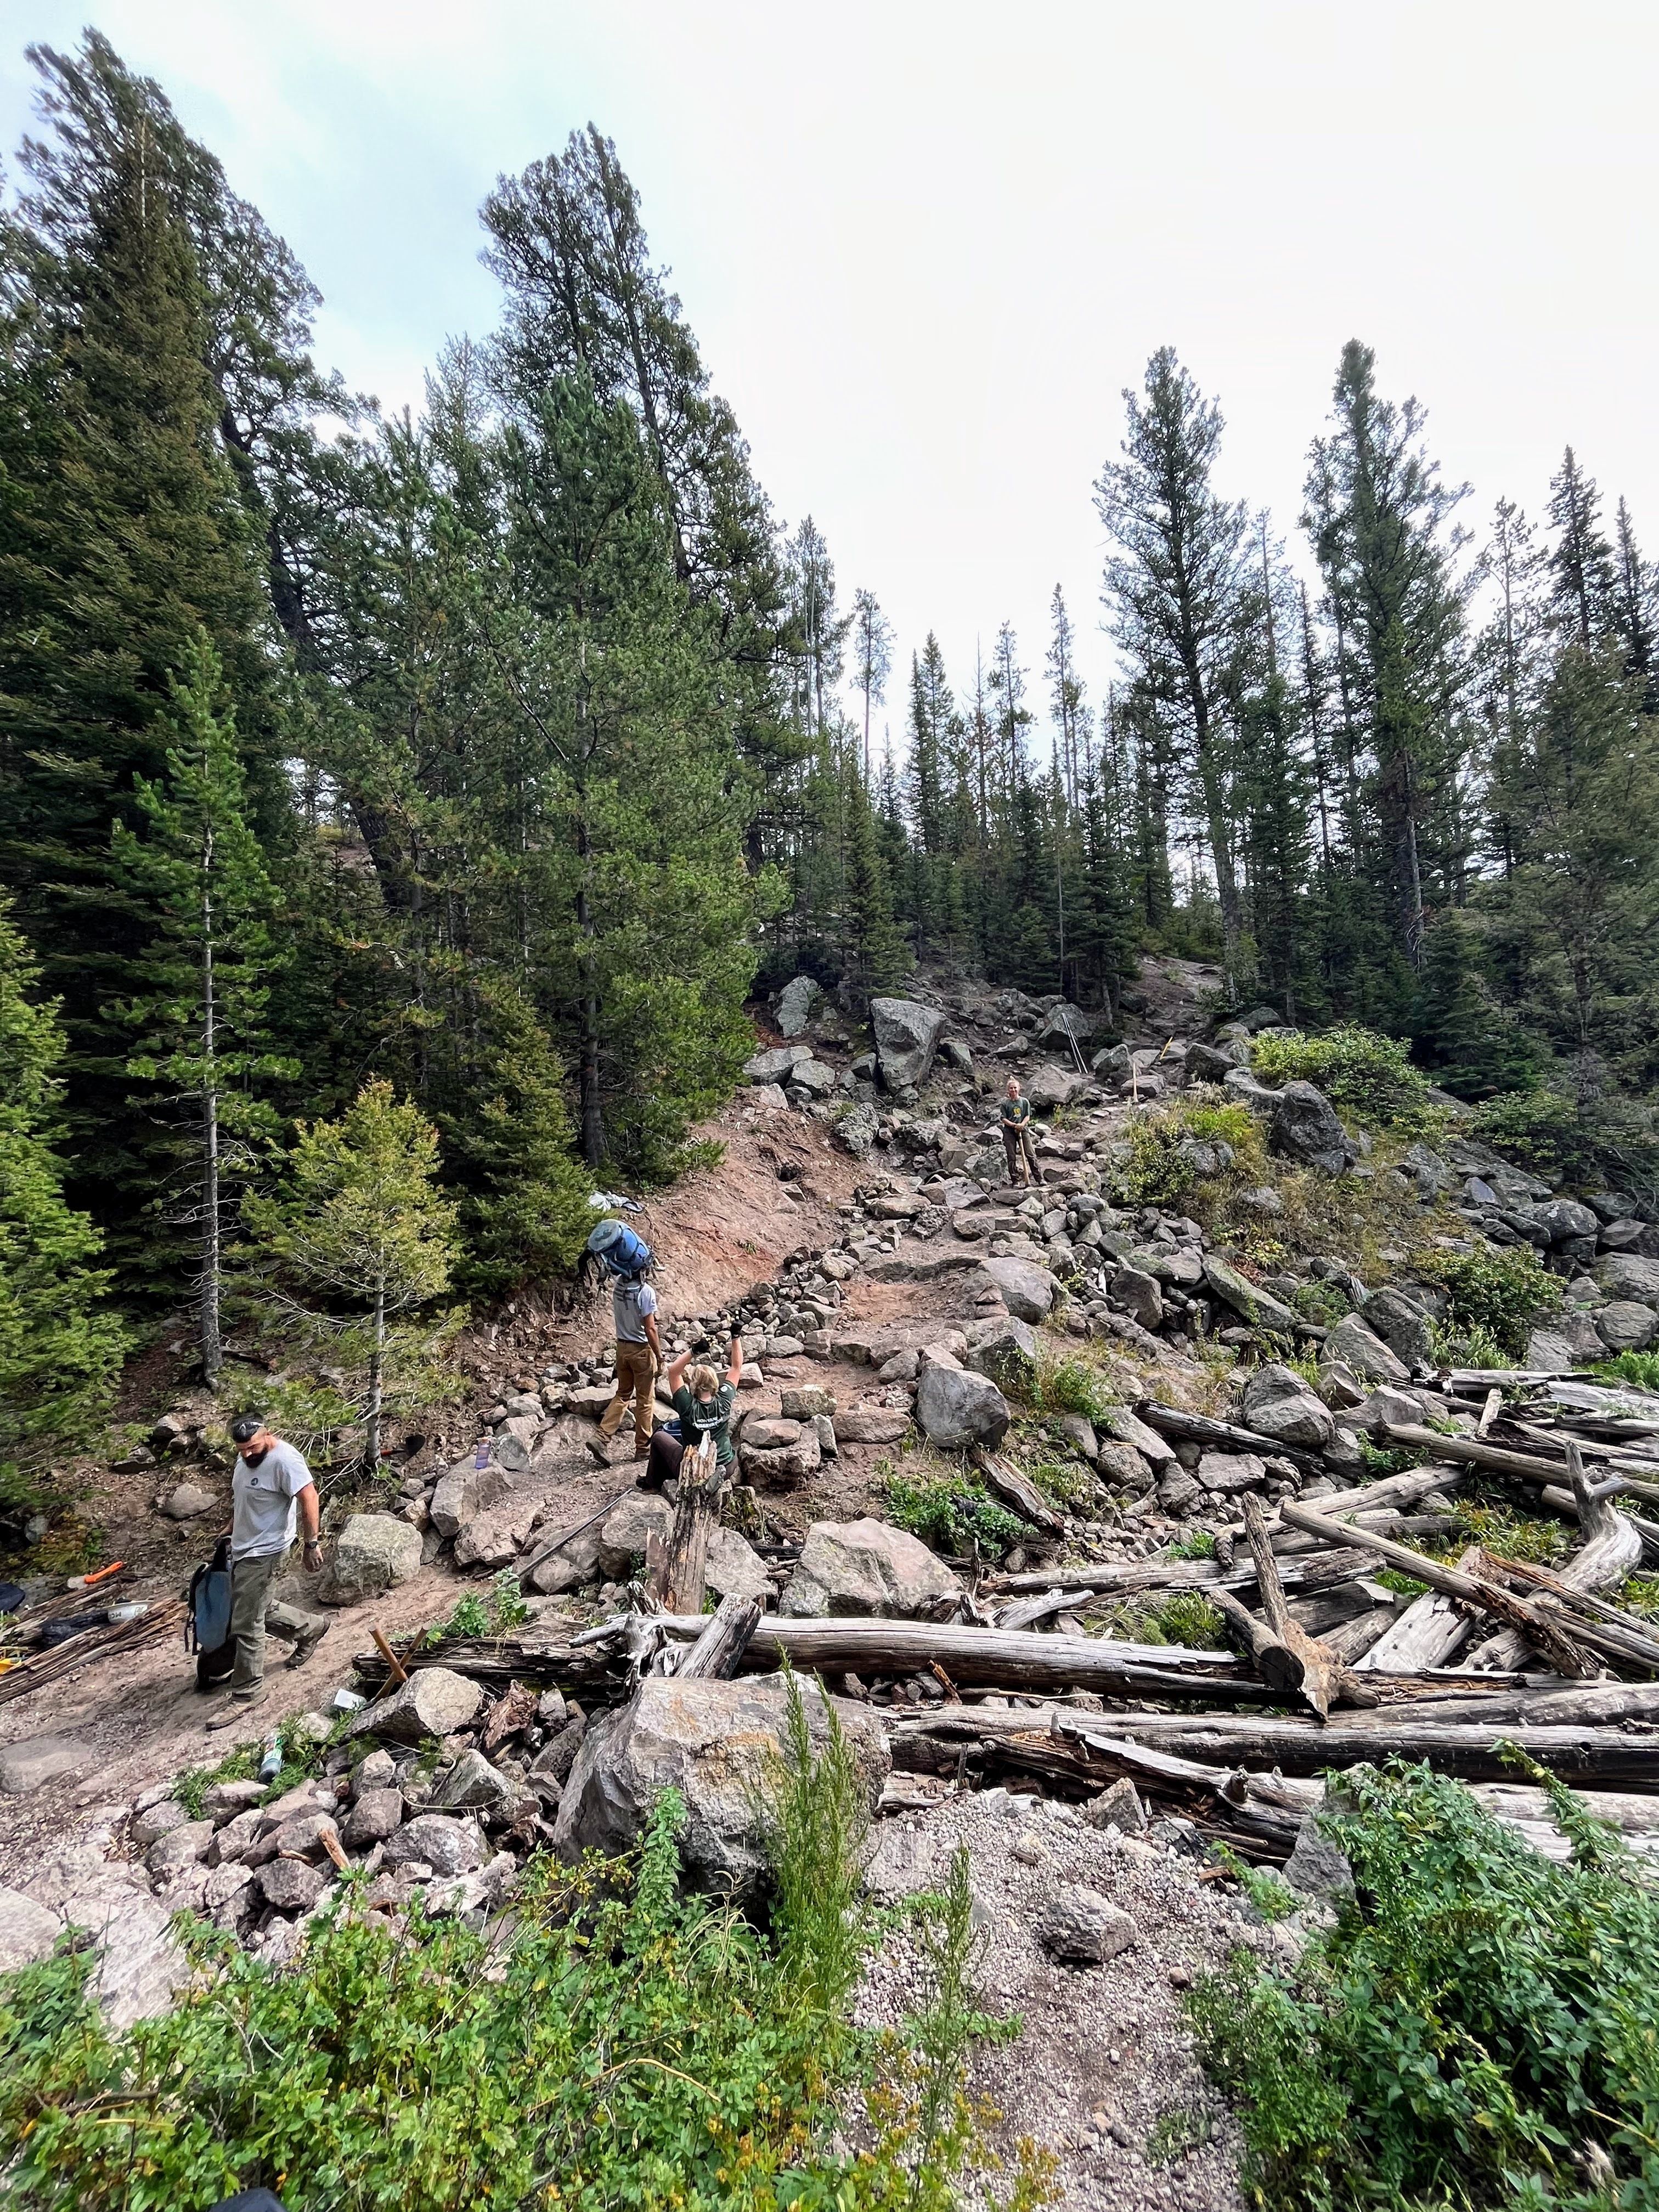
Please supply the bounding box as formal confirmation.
[1201,1256,1300,1336]
[830,1407,911,1446]
[1268,1080,1347,1174]
[915,1365,1011,1451]
[257,1858,332,1913]
[1596,1301,1658,1353]
[596,1492,672,1578]
[1322,1314,1411,1386]
[836,1103,881,1159]
[319,1512,424,1604]
[0,1882,63,1973]
[1359,1288,1434,1373]
[1111,1266,1165,1332]
[429,1457,511,1541]
[383,1813,489,1877]
[964,1317,1040,1401]
[980,1256,1060,1323]
[780,1384,837,1419]
[1036,1882,1139,1965]
[1240,1364,1335,1449]
[744,1045,814,1085]
[343,1666,484,1747]
[340,1787,405,1848]
[1283,1816,1355,1900]
[130,1799,189,1850]
[1084,1778,1148,1835]
[160,1482,216,1521]
[432,1750,521,1814]
[146,1820,215,1878]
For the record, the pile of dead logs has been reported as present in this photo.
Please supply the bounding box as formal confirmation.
[351,1374,1659,1852]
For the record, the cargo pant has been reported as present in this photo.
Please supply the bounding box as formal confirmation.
[228,1547,326,1697]
[600,1338,657,1447]
[1002,1122,1042,1186]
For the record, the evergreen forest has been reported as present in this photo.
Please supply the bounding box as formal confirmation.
[3,32,1658,1435]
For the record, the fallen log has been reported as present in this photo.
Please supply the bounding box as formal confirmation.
[741,1617,1250,1699]
[1356,1547,1482,1674]
[1222,1496,1340,1718]
[1317,1603,1404,1665]
[672,1593,760,1681]
[1137,1401,1325,1474]
[1381,1422,1659,1512]
[1465,1443,1645,1672]
[992,1547,1376,1627]
[1279,1500,1659,1677]
[972,1446,1064,1534]
[1090,1709,1659,1788]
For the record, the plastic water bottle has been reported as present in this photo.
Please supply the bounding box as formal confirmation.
[258,1733,282,1782]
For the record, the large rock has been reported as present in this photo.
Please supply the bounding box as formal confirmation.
[830,1407,912,1446]
[1525,1311,1609,1372]
[382,1813,488,1876]
[340,1787,405,1848]
[1186,1040,1247,1084]
[836,1103,881,1159]
[1269,1080,1347,1174]
[0,1882,62,1973]
[964,1317,1040,1401]
[1111,1266,1164,1332]
[320,1511,424,1604]
[871,998,945,1090]
[981,1256,1060,1323]
[744,1045,813,1085]
[705,1526,772,1602]
[1323,1313,1410,1386]
[429,1456,511,1541]
[1359,1288,1434,1374]
[1195,1449,1267,1493]
[1533,1197,1599,1245]
[1595,1254,1659,1304]
[1091,1043,1132,1082]
[596,1492,672,1578]
[343,1665,484,1747]
[160,1481,216,1520]
[742,1429,822,1485]
[258,1858,332,1914]
[915,1366,1011,1451]
[1201,1256,1300,1337]
[1596,1301,1658,1353]
[1036,1883,1139,1964]
[1039,1002,1099,1050]
[1026,1064,1087,1112]
[776,975,821,1038]
[781,1517,963,1621]
[788,1058,837,1098]
[0,1735,89,1794]
[1222,1067,1283,1118]
[552,1675,889,1897]
[1241,1364,1336,1449]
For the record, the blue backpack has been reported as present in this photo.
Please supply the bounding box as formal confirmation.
[187,1535,235,1688]
[586,1219,652,1278]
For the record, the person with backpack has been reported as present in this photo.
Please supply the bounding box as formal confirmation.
[204,1414,330,1728]
[1000,1075,1043,1187]
[641,1326,743,1490]
[596,1249,663,1462]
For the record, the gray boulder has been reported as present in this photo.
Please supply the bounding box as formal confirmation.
[1596,1254,1659,1304]
[257,1858,331,1914]
[742,1429,823,1485]
[915,1367,1011,1451]
[1596,1301,1657,1353]
[871,998,945,1090]
[160,1481,216,1520]
[1036,1883,1139,1964]
[787,1058,837,1098]
[1222,1067,1283,1118]
[744,1045,813,1085]
[1283,1816,1354,1900]
[1359,1288,1435,1373]
[1269,1080,1347,1174]
[432,1750,521,1814]
[705,1526,773,1602]
[781,1517,963,1620]
[1111,1266,1164,1332]
[0,1735,89,1794]
[1025,1064,1087,1111]
[1525,1311,1608,1371]
[429,1457,510,1541]
[1241,1364,1336,1449]
[1038,1002,1098,1050]
[830,1408,911,1446]
[1084,1778,1148,1835]
[964,1317,1040,1401]
[1196,1450,1266,1493]
[1186,1040,1248,1084]
[836,1102,881,1159]
[777,975,821,1038]
[1534,1197,1599,1245]
[340,1788,404,1848]
[1201,1255,1300,1337]
[597,1492,672,1578]
[981,1256,1060,1323]
[343,1665,483,1747]
[552,1675,889,1897]
[1323,1314,1410,1386]
[0,1883,62,1973]
[320,1511,423,1605]
[1091,1042,1132,1082]
[383,1813,488,1877]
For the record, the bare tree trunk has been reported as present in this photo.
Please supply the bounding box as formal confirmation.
[200,864,222,1389]
[364,1286,385,1476]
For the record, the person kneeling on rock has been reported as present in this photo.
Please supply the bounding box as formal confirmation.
[1000,1076,1044,1187]
[642,1330,743,1491]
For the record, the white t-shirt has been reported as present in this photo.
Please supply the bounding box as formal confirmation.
[231,1440,314,1561]
[612,1279,658,1345]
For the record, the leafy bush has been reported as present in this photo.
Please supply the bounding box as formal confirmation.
[1185,1761,1659,2212]
[1471,1086,1659,1200]
[174,1711,342,1820]
[1592,1349,1659,1395]
[1250,1024,1434,1132]
[3,1692,1040,2212]
[884,1470,1029,1559]
[1421,1245,1561,1358]
[1117,1099,1261,1209]
[1035,1352,1118,1422]
[436,1567,529,1643]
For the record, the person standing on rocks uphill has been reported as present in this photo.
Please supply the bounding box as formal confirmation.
[596,1265,662,1461]
[1000,1076,1043,1188]
[205,1414,329,1728]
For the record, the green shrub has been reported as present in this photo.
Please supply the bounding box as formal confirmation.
[1471,1086,1659,1200]
[1592,1350,1659,1395]
[1117,1099,1261,1209]
[1035,1352,1118,1422]
[1251,1024,1434,1132]
[884,1471,1029,1558]
[1448,1499,1570,1566]
[435,1566,529,1644]
[1421,1245,1562,1358]
[1185,1761,1659,2212]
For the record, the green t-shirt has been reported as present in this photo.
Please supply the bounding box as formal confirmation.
[673,1381,737,1465]
[1000,1096,1032,1130]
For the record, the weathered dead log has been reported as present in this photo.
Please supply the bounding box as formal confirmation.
[993,1547,1375,1627]
[672,1594,761,1681]
[1381,1422,1659,1512]
[1092,1709,1659,1788]
[1357,1547,1483,1674]
[1280,1500,1656,1677]
[1137,1401,1325,1473]
[1221,1496,1340,1718]
[1465,1443,1646,1672]
[1317,1604,1403,1663]
[971,1446,1064,1534]
[656,1448,724,1613]
[738,1616,1250,1699]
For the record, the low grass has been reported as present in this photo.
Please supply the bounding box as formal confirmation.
[883,1466,1030,1560]
[1592,1349,1659,1395]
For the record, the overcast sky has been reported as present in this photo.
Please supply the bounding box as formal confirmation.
[4,2,1656,764]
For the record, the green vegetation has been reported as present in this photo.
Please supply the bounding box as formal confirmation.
[436,1567,532,1643]
[173,1711,345,1820]
[1251,1024,1435,1132]
[1471,1088,1659,1205]
[1094,1589,1226,1649]
[4,1676,1046,2211]
[1212,1845,1298,1923]
[1592,1349,1659,1395]
[1421,1244,1562,1360]
[1034,1351,1119,1423]
[884,1469,1029,1559]
[1186,1761,1659,2212]
[1116,1099,1262,1210]
[1448,1499,1571,1566]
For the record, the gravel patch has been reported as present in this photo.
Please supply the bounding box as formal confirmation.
[858,1788,1255,2211]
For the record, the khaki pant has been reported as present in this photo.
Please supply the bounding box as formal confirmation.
[600,1339,657,1446]
[228,1547,325,1697]
[1002,1124,1042,1185]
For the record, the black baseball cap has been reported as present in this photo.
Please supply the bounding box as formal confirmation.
[229,1414,264,1445]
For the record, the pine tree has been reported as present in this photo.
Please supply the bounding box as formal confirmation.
[0,897,124,1491]
[1612,498,1658,711]
[244,1081,461,1475]
[114,636,294,1378]
[839,767,911,1010]
[1546,447,1618,647]
[1411,910,1539,1098]
[849,588,893,785]
[1097,348,1251,980]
